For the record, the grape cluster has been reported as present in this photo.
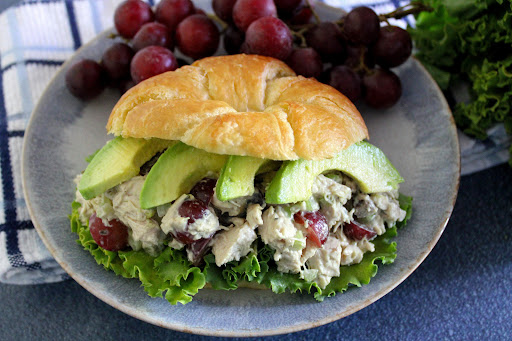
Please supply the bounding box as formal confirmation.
[65,0,417,110]
[65,0,220,99]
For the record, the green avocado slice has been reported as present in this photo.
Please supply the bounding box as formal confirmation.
[140,142,228,209]
[78,137,172,200]
[265,141,404,204]
[216,156,280,201]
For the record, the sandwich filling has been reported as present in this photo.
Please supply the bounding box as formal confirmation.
[74,167,406,290]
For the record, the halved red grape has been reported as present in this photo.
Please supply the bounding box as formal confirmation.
[212,0,237,23]
[362,68,402,109]
[89,213,129,251]
[286,47,323,79]
[373,25,412,68]
[306,22,345,62]
[65,59,106,100]
[176,14,220,60]
[328,65,362,102]
[294,211,329,248]
[178,199,209,225]
[132,22,174,52]
[244,17,293,60]
[188,236,214,265]
[223,26,245,54]
[343,221,377,240]
[130,46,178,84]
[343,6,380,45]
[155,0,195,31]
[190,178,217,205]
[114,0,154,39]
[101,43,134,82]
[232,0,277,32]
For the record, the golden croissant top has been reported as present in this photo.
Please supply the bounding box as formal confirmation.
[107,54,368,161]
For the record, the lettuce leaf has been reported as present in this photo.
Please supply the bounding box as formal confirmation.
[409,0,512,164]
[70,193,412,304]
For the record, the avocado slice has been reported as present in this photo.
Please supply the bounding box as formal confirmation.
[78,137,172,200]
[140,142,228,209]
[265,141,404,204]
[216,156,280,201]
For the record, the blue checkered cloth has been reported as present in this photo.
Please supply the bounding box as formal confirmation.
[0,0,509,285]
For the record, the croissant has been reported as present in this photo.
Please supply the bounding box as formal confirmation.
[107,54,369,160]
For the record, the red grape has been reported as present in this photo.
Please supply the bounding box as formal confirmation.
[362,68,402,109]
[288,3,313,25]
[155,0,195,31]
[373,25,412,68]
[294,211,329,248]
[178,199,209,225]
[343,6,380,45]
[130,46,178,84]
[274,0,302,16]
[114,0,154,39]
[176,14,220,59]
[328,65,362,102]
[194,6,207,16]
[286,47,323,79]
[190,178,217,205]
[244,17,293,60]
[132,22,174,52]
[89,214,129,251]
[65,59,106,100]
[188,236,214,265]
[343,221,377,240]
[223,26,245,54]
[232,0,277,32]
[101,43,134,81]
[344,44,375,70]
[212,0,237,23]
[306,22,345,62]
[118,78,136,95]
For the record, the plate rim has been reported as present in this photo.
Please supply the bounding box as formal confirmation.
[21,3,461,337]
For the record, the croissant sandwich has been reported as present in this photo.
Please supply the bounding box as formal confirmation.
[70,54,412,304]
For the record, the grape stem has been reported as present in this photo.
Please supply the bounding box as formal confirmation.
[378,1,433,21]
[306,0,321,24]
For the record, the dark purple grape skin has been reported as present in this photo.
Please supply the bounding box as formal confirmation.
[212,0,237,23]
[288,3,313,25]
[244,17,293,61]
[190,178,217,205]
[114,0,154,39]
[373,25,412,68]
[344,44,375,70]
[130,46,178,84]
[305,22,345,62]
[363,68,402,109]
[223,26,245,54]
[101,43,134,82]
[132,22,174,52]
[274,0,302,16]
[65,59,106,100]
[155,0,195,31]
[176,14,220,60]
[286,48,323,79]
[118,78,135,95]
[328,65,362,102]
[343,6,381,45]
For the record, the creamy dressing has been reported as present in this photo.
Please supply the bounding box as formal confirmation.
[75,170,406,289]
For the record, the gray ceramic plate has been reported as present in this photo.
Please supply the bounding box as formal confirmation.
[22,2,460,337]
